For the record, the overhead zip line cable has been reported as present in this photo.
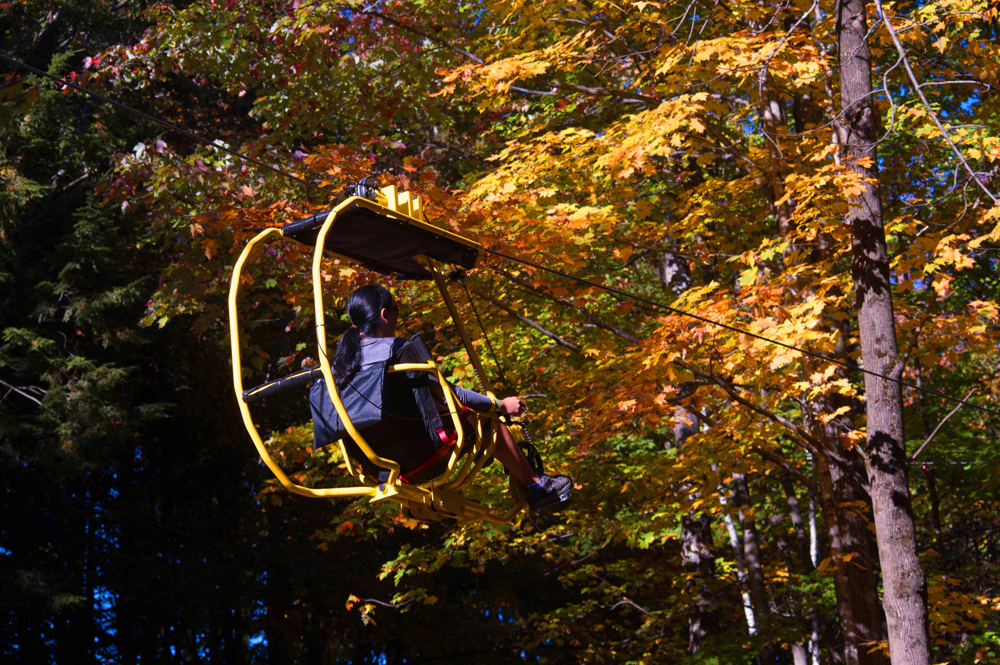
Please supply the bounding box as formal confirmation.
[5,52,996,420]
[482,248,1000,419]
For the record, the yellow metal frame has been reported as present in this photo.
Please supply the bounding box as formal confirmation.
[228,187,528,525]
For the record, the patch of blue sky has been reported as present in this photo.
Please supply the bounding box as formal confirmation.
[93,585,118,640]
[197,633,210,660]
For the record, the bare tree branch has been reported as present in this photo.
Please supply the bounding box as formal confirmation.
[910,388,975,461]
[356,597,414,609]
[610,597,649,614]
[489,266,644,344]
[0,378,45,406]
[874,0,999,204]
[359,10,484,65]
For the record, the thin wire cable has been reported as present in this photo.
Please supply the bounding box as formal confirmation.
[457,277,512,390]
[456,277,544,474]
[4,53,993,421]
[482,247,1000,420]
[0,53,329,198]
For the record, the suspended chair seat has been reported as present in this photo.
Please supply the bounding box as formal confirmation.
[229,181,531,526]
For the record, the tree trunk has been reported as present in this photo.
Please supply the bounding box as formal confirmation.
[783,477,814,573]
[792,643,810,665]
[733,472,778,664]
[836,1,931,663]
[681,512,720,653]
[722,507,757,634]
[759,72,794,236]
[782,476,816,662]
[675,409,719,653]
[814,450,887,665]
[657,233,691,295]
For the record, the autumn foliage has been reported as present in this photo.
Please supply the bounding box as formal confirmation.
[3,0,1000,662]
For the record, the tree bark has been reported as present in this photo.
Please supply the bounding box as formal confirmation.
[722,509,758,634]
[733,472,778,664]
[814,449,887,665]
[783,477,818,662]
[675,410,720,653]
[759,72,794,236]
[657,230,692,295]
[792,643,810,665]
[681,511,720,653]
[836,1,931,663]
[783,477,814,573]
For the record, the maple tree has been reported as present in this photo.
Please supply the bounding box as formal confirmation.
[3,0,1000,663]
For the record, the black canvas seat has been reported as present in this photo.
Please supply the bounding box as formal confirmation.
[309,335,460,485]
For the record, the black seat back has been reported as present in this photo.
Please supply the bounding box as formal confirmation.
[309,334,455,485]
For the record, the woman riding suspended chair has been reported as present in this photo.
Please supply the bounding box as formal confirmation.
[230,176,572,525]
[310,285,572,510]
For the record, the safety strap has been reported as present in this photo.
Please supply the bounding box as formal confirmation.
[399,427,458,484]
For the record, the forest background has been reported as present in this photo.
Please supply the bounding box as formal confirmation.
[2,0,1000,663]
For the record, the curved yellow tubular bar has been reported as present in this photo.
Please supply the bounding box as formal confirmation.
[435,408,498,491]
[229,228,376,499]
[488,478,529,524]
[441,419,495,491]
[335,439,379,488]
[386,363,436,373]
[310,203,402,485]
[438,416,495,490]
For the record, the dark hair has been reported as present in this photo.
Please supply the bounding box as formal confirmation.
[331,285,395,386]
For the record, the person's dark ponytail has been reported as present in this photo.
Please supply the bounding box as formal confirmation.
[331,285,395,386]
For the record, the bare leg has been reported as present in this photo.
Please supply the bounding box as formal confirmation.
[490,422,540,486]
